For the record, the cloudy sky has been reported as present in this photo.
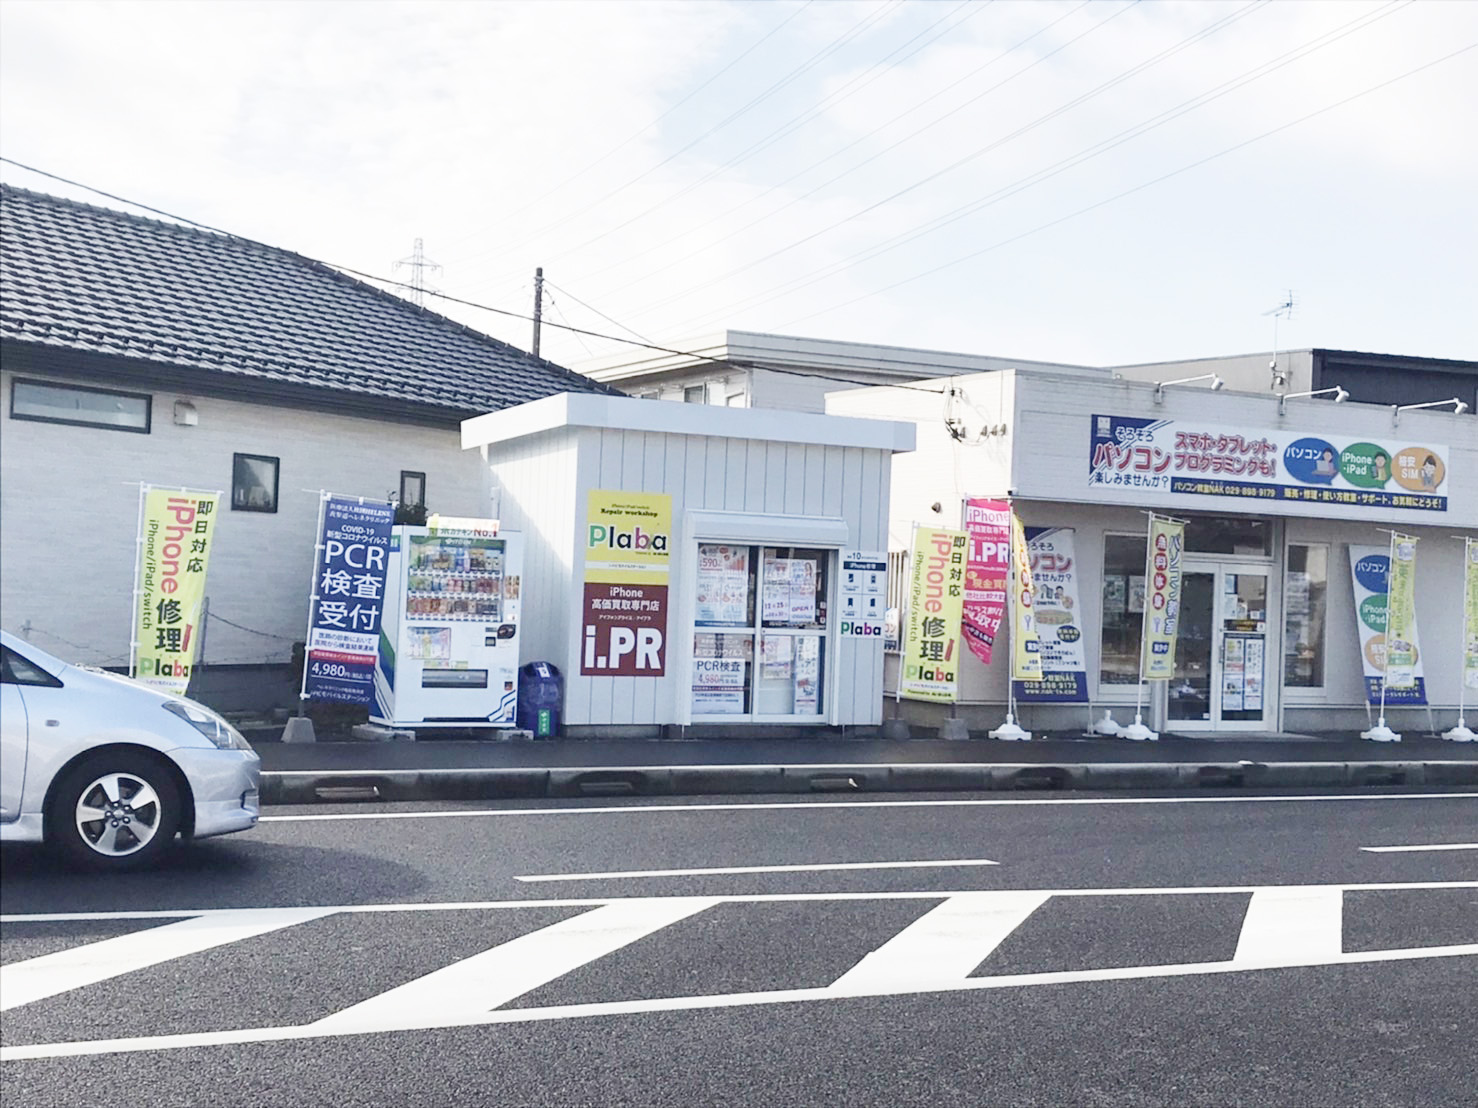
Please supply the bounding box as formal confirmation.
[2,0,1473,371]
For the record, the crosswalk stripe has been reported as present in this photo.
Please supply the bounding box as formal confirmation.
[1233,887,1344,966]
[308,896,720,1034]
[829,891,1049,993]
[0,907,337,1012]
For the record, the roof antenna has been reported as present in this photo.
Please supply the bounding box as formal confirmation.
[393,238,442,307]
[1262,290,1295,392]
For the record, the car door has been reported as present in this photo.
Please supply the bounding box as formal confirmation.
[1,648,31,821]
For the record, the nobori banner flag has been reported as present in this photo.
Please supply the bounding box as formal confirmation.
[1141,515,1185,680]
[304,496,396,705]
[901,526,968,702]
[1009,511,1043,682]
[1014,528,1088,703]
[1465,539,1478,692]
[962,498,1011,665]
[1384,534,1420,690]
[1348,544,1427,705]
[133,488,220,694]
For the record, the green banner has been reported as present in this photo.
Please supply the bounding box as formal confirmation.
[1384,534,1418,689]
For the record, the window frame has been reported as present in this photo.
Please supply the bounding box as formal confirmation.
[231,452,281,514]
[9,377,152,434]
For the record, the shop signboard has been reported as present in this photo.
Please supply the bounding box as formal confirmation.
[900,526,968,702]
[582,490,671,676]
[962,498,1011,665]
[1141,516,1185,680]
[133,487,220,694]
[1009,512,1042,681]
[303,495,395,705]
[1348,544,1427,705]
[1013,528,1088,702]
[1089,415,1449,514]
[839,550,887,638]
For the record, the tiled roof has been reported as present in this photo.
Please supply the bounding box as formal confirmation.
[0,185,618,416]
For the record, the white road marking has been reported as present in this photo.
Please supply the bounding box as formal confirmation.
[6,881,1476,925]
[830,891,1048,992]
[1234,887,1343,967]
[261,791,1478,823]
[1361,842,1478,853]
[515,858,999,882]
[0,907,336,1012]
[5,943,1476,1062]
[309,897,717,1034]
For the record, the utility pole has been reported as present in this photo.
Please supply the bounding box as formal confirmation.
[532,267,544,358]
[393,238,442,307]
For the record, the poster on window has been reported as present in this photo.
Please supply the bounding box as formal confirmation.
[839,551,887,638]
[1348,544,1427,705]
[696,544,749,625]
[962,498,1011,665]
[133,486,221,695]
[1013,528,1089,703]
[693,656,746,714]
[302,495,396,705]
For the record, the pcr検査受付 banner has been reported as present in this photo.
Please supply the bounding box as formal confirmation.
[303,496,396,705]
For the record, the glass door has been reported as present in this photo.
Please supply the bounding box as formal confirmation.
[1167,561,1272,730]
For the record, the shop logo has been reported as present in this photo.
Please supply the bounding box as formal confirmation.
[588,524,669,553]
[1353,555,1389,593]
[1283,437,1340,485]
[1340,442,1393,488]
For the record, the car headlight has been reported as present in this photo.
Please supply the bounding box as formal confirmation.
[162,700,254,751]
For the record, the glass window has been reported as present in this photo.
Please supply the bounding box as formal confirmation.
[1184,515,1273,556]
[1283,544,1328,688]
[232,453,279,513]
[1100,533,1146,686]
[1,646,64,687]
[691,544,830,718]
[684,384,706,404]
[10,378,150,433]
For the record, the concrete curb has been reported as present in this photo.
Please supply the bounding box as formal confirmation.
[258,759,1478,805]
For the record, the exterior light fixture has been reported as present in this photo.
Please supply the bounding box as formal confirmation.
[1392,397,1468,427]
[1278,385,1348,416]
[1153,374,1224,404]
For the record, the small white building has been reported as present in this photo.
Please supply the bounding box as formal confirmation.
[828,370,1477,737]
[462,392,915,734]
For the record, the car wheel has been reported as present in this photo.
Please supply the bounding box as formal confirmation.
[50,751,181,870]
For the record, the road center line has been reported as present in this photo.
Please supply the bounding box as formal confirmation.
[260,791,1478,822]
[514,858,999,882]
[1360,842,1478,853]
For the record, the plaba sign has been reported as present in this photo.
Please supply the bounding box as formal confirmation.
[1089,415,1449,514]
[581,490,672,676]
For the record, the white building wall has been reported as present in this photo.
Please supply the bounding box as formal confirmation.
[0,369,484,669]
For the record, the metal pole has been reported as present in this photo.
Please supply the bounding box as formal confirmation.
[532,267,544,358]
[129,482,147,679]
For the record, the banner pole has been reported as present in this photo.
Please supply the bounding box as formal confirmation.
[1362,531,1402,742]
[990,506,1032,741]
[298,491,331,708]
[1443,536,1477,741]
[129,482,148,679]
[1122,513,1159,742]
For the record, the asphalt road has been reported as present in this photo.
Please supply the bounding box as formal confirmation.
[3,787,1476,1107]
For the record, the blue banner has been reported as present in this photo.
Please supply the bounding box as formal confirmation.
[303,496,396,705]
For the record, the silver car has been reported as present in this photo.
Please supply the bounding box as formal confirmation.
[0,629,260,869]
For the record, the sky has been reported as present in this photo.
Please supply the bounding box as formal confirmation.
[2,0,1474,372]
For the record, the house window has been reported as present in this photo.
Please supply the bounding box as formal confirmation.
[10,378,151,433]
[684,384,706,404]
[1283,544,1328,688]
[232,453,279,513]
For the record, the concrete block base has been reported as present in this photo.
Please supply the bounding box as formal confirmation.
[280,717,316,744]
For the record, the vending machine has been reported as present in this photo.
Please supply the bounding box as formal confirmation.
[373,520,523,728]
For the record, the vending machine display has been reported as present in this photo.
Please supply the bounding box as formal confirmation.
[373,523,523,727]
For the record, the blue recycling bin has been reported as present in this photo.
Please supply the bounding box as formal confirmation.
[517,662,563,737]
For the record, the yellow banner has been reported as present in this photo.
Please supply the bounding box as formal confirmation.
[134,488,220,694]
[1384,534,1419,689]
[1009,511,1043,681]
[901,526,968,702]
[1141,516,1185,680]
[585,490,672,585]
[1464,538,1478,691]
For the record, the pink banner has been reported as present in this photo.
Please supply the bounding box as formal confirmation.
[962,498,1012,665]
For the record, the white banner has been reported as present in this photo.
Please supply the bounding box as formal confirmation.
[1013,528,1088,702]
[1348,544,1427,705]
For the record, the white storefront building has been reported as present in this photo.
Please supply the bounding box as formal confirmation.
[828,370,1476,737]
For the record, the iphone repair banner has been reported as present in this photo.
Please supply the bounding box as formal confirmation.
[581,490,672,676]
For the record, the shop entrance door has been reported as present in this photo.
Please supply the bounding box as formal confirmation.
[1166,562,1273,731]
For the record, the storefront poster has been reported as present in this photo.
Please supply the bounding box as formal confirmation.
[761,557,818,625]
[1089,414,1449,514]
[1141,516,1185,680]
[134,487,220,695]
[962,498,1011,665]
[1348,544,1427,705]
[582,490,671,676]
[696,544,749,624]
[1013,528,1088,702]
[303,496,395,705]
[1465,539,1478,691]
[900,526,968,702]
[1383,535,1419,689]
[692,656,745,714]
[1009,512,1043,682]
[839,550,887,639]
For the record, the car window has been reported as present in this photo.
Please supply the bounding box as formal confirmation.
[1,646,64,687]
